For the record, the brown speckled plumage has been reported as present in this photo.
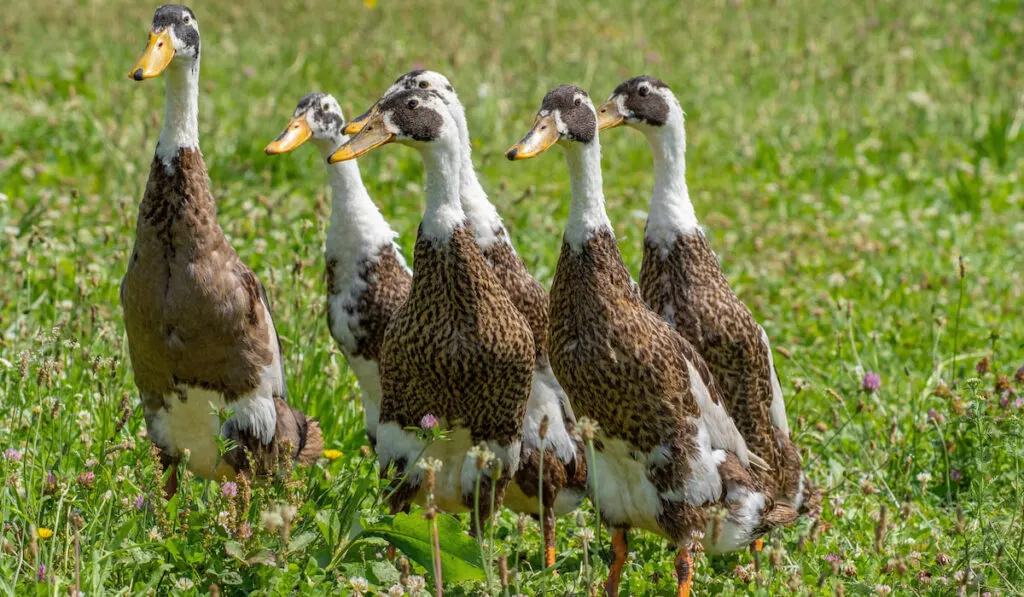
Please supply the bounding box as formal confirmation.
[481,234,550,359]
[549,230,713,536]
[379,223,535,511]
[641,232,792,498]
[122,148,318,480]
[326,245,412,362]
[602,75,814,514]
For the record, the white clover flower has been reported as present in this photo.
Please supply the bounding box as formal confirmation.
[406,575,426,595]
[349,576,369,595]
[174,578,194,590]
[388,584,405,597]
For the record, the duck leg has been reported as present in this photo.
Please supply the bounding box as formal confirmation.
[674,548,693,597]
[604,528,628,597]
[543,504,556,568]
[751,537,763,570]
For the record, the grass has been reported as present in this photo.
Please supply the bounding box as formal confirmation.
[1,0,1023,594]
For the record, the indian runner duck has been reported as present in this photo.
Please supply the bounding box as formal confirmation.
[596,76,816,518]
[507,85,795,597]
[265,92,411,450]
[346,70,586,567]
[122,5,321,495]
[330,88,535,529]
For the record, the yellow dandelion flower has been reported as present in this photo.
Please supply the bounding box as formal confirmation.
[364,0,377,7]
[37,528,54,539]
[323,449,342,461]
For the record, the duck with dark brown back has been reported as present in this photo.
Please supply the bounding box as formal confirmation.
[331,88,535,532]
[507,84,798,597]
[122,4,321,497]
[596,77,819,525]
[345,69,586,568]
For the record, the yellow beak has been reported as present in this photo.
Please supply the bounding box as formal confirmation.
[265,116,314,155]
[329,113,394,163]
[129,29,175,81]
[505,114,559,160]
[343,100,380,136]
[596,99,626,131]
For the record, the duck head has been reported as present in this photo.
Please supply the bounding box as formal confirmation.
[343,69,458,136]
[128,4,200,81]
[596,75,679,132]
[505,84,597,160]
[329,88,455,162]
[265,92,347,155]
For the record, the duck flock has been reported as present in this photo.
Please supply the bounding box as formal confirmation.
[123,5,819,595]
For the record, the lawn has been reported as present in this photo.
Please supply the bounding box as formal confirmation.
[1,0,1022,594]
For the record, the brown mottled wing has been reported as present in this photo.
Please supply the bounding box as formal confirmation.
[640,233,783,490]
[378,226,534,445]
[351,245,413,362]
[482,240,550,358]
[547,231,701,454]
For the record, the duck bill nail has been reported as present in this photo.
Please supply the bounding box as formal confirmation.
[343,101,380,136]
[128,29,174,81]
[329,116,393,163]
[265,117,313,155]
[596,101,626,130]
[505,114,559,160]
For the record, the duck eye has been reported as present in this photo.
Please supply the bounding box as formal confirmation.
[408,99,418,109]
[183,15,190,23]
[321,103,329,111]
[574,97,582,106]
[419,80,429,89]
[639,86,650,97]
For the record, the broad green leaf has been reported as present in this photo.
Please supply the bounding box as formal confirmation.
[289,531,318,553]
[225,541,246,562]
[360,513,484,583]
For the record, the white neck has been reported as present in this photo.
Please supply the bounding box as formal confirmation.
[418,133,466,243]
[643,106,699,249]
[156,59,200,167]
[448,101,507,249]
[563,139,612,251]
[314,138,398,268]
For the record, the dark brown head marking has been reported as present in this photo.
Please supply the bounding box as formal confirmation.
[378,88,447,142]
[540,84,596,143]
[610,75,673,127]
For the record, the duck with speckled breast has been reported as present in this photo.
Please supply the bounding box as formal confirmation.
[596,76,820,530]
[121,5,321,496]
[345,69,587,568]
[506,84,800,597]
[330,88,535,531]
[264,93,412,452]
